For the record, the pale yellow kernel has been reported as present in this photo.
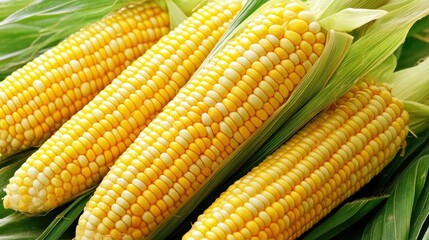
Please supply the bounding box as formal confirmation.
[298,11,316,23]
[285,31,302,45]
[283,10,297,21]
[288,19,308,34]
[268,25,285,39]
[313,43,324,56]
[286,2,305,13]
[315,32,325,43]
[309,22,321,33]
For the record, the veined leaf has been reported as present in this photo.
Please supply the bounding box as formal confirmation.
[301,196,388,240]
[319,8,387,32]
[362,155,429,239]
[410,172,429,240]
[0,0,33,21]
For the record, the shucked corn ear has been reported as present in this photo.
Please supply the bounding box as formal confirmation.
[4,0,243,213]
[183,81,409,240]
[76,1,326,239]
[0,1,169,155]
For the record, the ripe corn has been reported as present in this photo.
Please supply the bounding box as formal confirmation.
[183,81,409,240]
[3,0,243,214]
[0,1,170,155]
[76,1,326,239]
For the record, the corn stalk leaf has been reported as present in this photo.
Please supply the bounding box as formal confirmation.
[300,196,388,240]
[319,8,387,32]
[362,155,429,240]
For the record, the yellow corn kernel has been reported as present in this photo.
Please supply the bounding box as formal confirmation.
[3,0,243,215]
[0,1,170,155]
[183,82,408,240]
[76,1,325,239]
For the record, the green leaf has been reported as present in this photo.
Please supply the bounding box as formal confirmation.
[165,0,189,29]
[319,8,387,32]
[397,38,429,71]
[404,101,429,134]
[407,14,429,41]
[363,155,429,239]
[389,57,429,105]
[310,0,387,20]
[301,196,388,240]
[410,173,429,240]
[366,54,397,83]
[0,0,33,21]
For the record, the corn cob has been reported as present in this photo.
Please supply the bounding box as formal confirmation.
[3,0,243,214]
[183,81,409,240]
[76,1,326,239]
[0,1,169,155]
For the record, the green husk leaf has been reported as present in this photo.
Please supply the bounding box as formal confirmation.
[362,155,429,239]
[410,170,429,240]
[165,0,189,29]
[0,0,34,21]
[309,0,387,20]
[0,0,138,80]
[319,8,387,32]
[301,196,388,240]
[366,54,397,83]
[388,57,429,105]
[148,4,353,237]
[396,16,429,70]
[171,0,208,16]
[404,101,429,134]
[154,0,209,30]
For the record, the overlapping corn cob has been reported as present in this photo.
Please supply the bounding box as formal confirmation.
[3,0,243,214]
[183,81,408,240]
[0,1,170,155]
[76,1,326,239]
